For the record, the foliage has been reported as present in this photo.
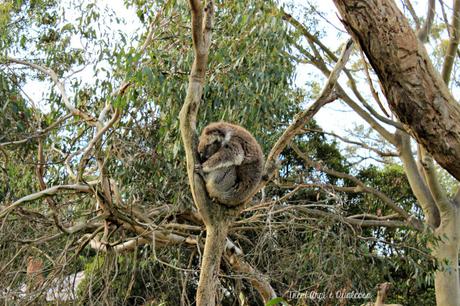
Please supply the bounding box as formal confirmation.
[0,0,450,305]
[77,252,174,305]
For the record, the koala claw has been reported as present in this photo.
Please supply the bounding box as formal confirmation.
[194,164,204,175]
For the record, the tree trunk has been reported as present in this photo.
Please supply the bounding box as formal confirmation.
[333,0,460,182]
[333,1,460,304]
[434,245,460,306]
[432,209,460,306]
[196,222,230,306]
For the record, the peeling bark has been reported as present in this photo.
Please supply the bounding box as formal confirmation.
[333,0,460,182]
[333,1,460,305]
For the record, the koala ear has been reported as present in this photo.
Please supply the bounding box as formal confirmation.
[217,130,225,138]
[206,128,224,138]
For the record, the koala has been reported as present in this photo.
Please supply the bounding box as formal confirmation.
[196,122,264,206]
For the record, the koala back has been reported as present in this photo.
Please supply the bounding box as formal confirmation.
[197,122,264,206]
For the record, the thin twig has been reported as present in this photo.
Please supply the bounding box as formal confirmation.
[441,0,460,84]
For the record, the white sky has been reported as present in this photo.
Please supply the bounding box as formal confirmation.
[21,0,432,138]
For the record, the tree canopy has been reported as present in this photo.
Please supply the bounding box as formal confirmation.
[1,0,460,305]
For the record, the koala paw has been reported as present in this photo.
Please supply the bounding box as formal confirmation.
[194,164,204,175]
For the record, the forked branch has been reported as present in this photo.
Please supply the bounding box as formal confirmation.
[263,38,354,181]
[179,2,234,305]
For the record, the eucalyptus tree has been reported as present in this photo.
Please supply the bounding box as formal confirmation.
[0,0,305,304]
[281,0,460,305]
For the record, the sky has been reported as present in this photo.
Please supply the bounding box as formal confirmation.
[21,0,431,138]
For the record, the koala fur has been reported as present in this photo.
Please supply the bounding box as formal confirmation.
[197,122,264,206]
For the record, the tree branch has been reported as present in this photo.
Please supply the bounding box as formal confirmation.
[441,0,460,84]
[348,213,401,220]
[3,57,97,125]
[304,207,410,228]
[77,108,121,180]
[0,183,95,218]
[247,203,411,229]
[303,128,398,157]
[264,38,354,180]
[35,139,70,233]
[395,130,440,227]
[179,0,214,216]
[292,38,398,143]
[282,10,403,131]
[418,0,436,42]
[0,114,72,147]
[88,236,151,253]
[403,0,421,29]
[359,49,390,117]
[290,143,423,230]
[419,146,454,217]
[339,90,397,144]
[224,240,276,303]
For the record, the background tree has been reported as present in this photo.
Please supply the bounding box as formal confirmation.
[282,0,460,304]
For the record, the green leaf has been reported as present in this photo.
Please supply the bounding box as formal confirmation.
[265,297,288,306]
[20,35,26,48]
[142,66,154,83]
[62,23,74,32]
